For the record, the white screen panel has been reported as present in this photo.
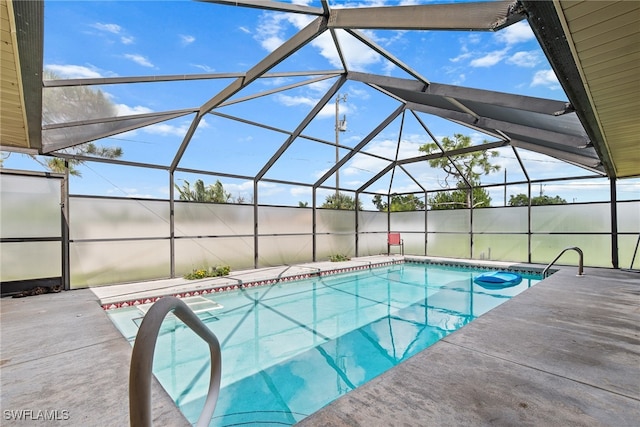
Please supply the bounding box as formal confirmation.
[317,209,356,234]
[473,206,528,233]
[619,235,640,270]
[1,174,61,238]
[427,233,470,258]
[257,235,313,267]
[473,234,528,262]
[358,211,388,233]
[532,203,611,233]
[402,232,426,255]
[357,232,388,256]
[70,240,170,288]
[316,234,355,260]
[391,211,425,232]
[427,209,470,233]
[70,197,169,240]
[617,201,639,233]
[174,202,253,237]
[1,241,61,282]
[175,237,254,274]
[531,235,611,268]
[258,206,311,235]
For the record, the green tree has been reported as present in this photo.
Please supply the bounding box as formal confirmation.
[36,69,123,176]
[429,181,492,210]
[509,193,567,206]
[321,192,362,210]
[298,201,309,207]
[372,194,425,211]
[419,133,500,209]
[175,179,232,203]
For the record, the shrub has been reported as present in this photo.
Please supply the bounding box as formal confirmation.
[329,254,350,262]
[184,265,231,280]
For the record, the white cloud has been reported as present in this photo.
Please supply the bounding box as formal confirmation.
[107,188,158,198]
[306,79,333,94]
[191,64,215,73]
[137,118,208,137]
[382,60,396,75]
[253,11,379,71]
[124,54,154,67]
[92,23,122,34]
[340,137,424,177]
[507,51,540,67]
[452,73,466,85]
[223,180,253,194]
[470,49,508,67]
[45,64,105,79]
[324,30,381,71]
[257,181,284,197]
[145,122,191,137]
[239,26,251,34]
[260,76,291,87]
[91,22,134,45]
[290,186,311,197]
[254,13,289,51]
[531,69,560,89]
[495,21,535,45]
[450,51,472,63]
[180,34,195,45]
[275,94,318,108]
[115,104,153,116]
[317,101,352,119]
[450,34,480,63]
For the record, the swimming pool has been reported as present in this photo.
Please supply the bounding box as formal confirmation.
[108,261,541,426]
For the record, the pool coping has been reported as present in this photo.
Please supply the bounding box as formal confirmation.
[93,255,549,310]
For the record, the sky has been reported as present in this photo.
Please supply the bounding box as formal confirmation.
[2,0,638,206]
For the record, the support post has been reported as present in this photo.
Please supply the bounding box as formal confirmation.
[610,178,619,269]
[169,171,175,278]
[61,162,70,290]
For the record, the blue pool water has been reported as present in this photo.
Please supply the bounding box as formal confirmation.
[108,262,541,426]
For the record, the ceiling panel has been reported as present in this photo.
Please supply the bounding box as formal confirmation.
[558,0,640,178]
[0,0,29,150]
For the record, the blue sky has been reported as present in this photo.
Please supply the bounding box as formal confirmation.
[3,0,638,205]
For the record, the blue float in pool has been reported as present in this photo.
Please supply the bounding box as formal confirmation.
[474,271,522,289]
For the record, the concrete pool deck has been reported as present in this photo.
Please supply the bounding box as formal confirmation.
[1,256,638,426]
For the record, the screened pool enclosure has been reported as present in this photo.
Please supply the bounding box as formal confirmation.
[1,0,639,293]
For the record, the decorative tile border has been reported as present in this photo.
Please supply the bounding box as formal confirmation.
[318,260,403,277]
[101,285,243,310]
[405,257,542,276]
[101,261,403,310]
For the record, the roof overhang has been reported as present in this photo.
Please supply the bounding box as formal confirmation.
[0,0,43,153]
[522,0,640,179]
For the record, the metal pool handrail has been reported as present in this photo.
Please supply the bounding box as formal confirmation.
[129,296,221,427]
[542,246,585,278]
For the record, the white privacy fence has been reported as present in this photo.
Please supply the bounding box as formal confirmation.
[1,170,638,292]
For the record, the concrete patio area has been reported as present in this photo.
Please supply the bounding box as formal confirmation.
[1,257,638,426]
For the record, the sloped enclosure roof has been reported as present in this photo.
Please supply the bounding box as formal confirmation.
[2,0,638,187]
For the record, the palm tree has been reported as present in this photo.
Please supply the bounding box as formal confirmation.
[175,179,232,203]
